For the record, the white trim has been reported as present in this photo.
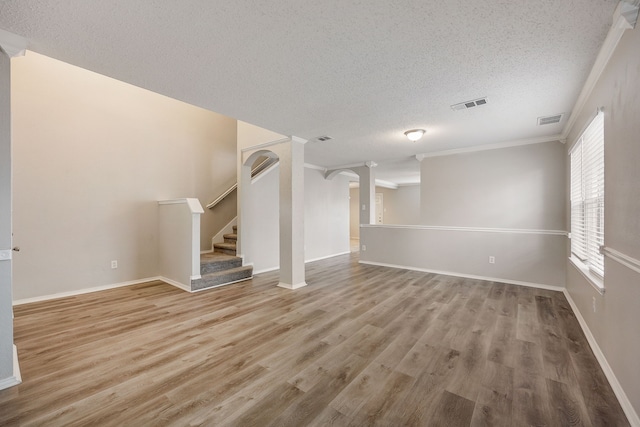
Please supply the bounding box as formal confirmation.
[251,251,352,276]
[251,161,279,184]
[304,163,327,172]
[360,223,568,236]
[326,161,366,170]
[241,137,290,153]
[561,2,638,139]
[415,135,562,160]
[0,375,20,391]
[157,198,204,214]
[359,260,564,292]
[12,345,20,384]
[160,276,191,292]
[0,345,22,391]
[158,198,189,205]
[563,290,640,427]
[278,281,308,290]
[305,251,351,264]
[200,249,214,255]
[374,179,398,190]
[0,28,28,58]
[569,256,605,295]
[12,277,162,305]
[0,249,11,261]
[253,265,280,275]
[603,246,640,276]
[209,216,237,251]
[342,177,400,189]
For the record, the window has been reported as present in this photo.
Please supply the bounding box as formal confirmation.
[570,110,605,280]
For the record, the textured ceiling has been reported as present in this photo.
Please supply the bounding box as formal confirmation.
[0,0,619,183]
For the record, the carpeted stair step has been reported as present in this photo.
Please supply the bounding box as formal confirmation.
[232,225,237,233]
[213,242,237,256]
[223,233,237,244]
[191,265,253,291]
[200,252,243,274]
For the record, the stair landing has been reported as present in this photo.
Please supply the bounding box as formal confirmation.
[191,225,252,291]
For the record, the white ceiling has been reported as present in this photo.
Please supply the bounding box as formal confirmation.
[0,0,619,183]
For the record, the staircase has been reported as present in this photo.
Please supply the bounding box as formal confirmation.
[191,226,253,291]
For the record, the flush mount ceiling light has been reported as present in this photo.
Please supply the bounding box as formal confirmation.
[404,129,426,142]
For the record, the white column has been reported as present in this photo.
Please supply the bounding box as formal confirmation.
[272,137,307,289]
[354,161,377,225]
[236,159,253,259]
[0,29,27,390]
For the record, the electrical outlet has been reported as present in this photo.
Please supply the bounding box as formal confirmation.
[489,256,495,264]
[362,245,367,251]
[593,296,597,313]
[111,260,118,269]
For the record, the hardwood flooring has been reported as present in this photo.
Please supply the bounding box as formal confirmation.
[0,253,629,426]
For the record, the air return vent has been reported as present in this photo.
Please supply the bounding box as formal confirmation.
[537,114,563,125]
[315,135,333,142]
[451,97,488,111]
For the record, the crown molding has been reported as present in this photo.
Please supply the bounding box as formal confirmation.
[561,1,639,139]
[348,179,399,190]
[303,163,327,172]
[0,28,27,58]
[415,135,562,160]
[291,135,308,144]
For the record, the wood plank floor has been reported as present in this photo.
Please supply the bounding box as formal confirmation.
[0,253,629,426]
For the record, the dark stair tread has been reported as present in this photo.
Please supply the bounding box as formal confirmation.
[223,233,237,240]
[200,264,252,278]
[213,242,237,250]
[200,252,239,263]
[192,265,253,291]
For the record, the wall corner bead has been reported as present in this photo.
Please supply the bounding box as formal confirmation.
[0,29,28,58]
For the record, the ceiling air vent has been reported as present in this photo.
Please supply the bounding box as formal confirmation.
[316,135,333,142]
[537,114,563,125]
[451,97,488,111]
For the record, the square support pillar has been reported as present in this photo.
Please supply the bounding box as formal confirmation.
[274,138,307,289]
[0,29,27,390]
[354,162,377,225]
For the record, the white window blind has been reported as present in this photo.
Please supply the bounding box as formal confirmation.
[570,110,604,278]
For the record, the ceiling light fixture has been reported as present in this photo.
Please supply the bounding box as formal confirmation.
[404,129,426,142]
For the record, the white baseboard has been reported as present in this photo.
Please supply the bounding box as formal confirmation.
[358,260,564,292]
[305,251,351,264]
[253,265,280,275]
[563,290,640,426]
[13,345,20,384]
[278,281,308,290]
[160,276,191,293]
[252,251,352,276]
[12,277,162,305]
[0,345,21,391]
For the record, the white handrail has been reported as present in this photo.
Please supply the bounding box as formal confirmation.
[206,157,277,210]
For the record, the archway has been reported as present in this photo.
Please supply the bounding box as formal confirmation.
[238,138,307,289]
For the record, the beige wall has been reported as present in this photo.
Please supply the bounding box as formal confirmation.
[565,24,640,419]
[420,141,566,230]
[349,187,359,239]
[376,185,421,225]
[361,141,568,288]
[243,165,350,273]
[11,52,237,300]
[350,184,421,239]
